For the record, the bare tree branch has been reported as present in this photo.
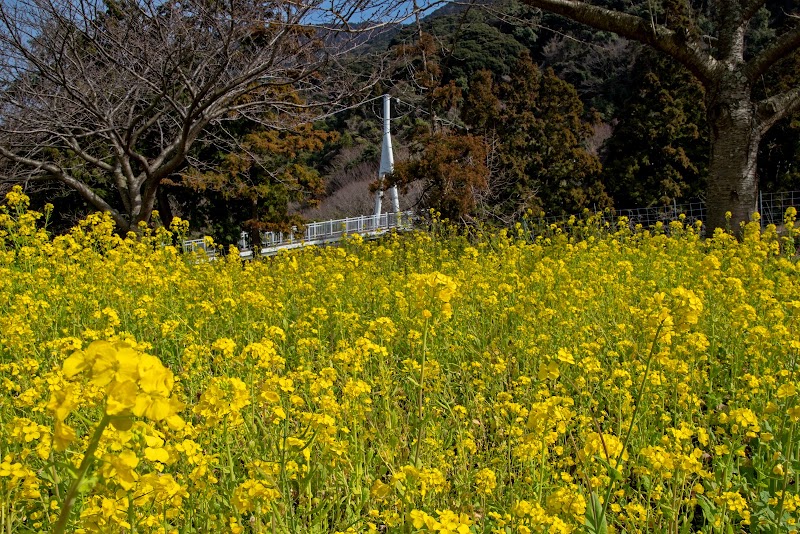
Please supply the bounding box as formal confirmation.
[0,144,126,227]
[745,22,800,80]
[757,86,800,134]
[521,0,717,83]
[0,0,428,231]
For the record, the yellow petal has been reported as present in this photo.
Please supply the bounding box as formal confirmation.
[62,351,88,378]
[90,349,118,387]
[106,380,138,415]
[114,346,141,383]
[165,415,185,431]
[118,450,139,468]
[85,340,115,359]
[135,395,173,421]
[261,391,280,403]
[47,387,76,421]
[144,435,164,448]
[86,341,118,380]
[144,447,169,463]
[137,355,173,395]
[53,421,76,451]
[777,383,796,399]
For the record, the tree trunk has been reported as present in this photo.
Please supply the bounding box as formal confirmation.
[705,73,760,233]
[157,187,174,227]
[135,182,159,228]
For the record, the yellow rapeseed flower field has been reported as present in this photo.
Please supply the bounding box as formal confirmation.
[1,185,799,533]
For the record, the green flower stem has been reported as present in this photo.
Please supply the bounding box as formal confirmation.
[54,414,111,534]
[413,316,430,467]
[600,319,665,525]
[774,418,796,532]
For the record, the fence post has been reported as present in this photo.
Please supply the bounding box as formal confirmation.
[759,190,764,230]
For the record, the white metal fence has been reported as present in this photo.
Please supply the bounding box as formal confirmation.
[182,190,800,259]
[759,190,800,227]
[612,198,707,229]
[183,211,415,260]
[259,211,411,249]
[181,238,217,259]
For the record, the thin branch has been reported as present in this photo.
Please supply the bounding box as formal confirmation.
[65,136,114,172]
[521,0,717,84]
[0,0,416,228]
[0,144,125,227]
[757,85,800,134]
[745,22,800,81]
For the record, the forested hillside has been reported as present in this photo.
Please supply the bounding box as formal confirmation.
[0,0,798,242]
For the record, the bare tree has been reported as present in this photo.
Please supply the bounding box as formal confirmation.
[0,0,428,231]
[521,0,800,231]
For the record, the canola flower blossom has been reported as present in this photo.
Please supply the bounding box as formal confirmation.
[59,340,183,422]
[1,186,800,532]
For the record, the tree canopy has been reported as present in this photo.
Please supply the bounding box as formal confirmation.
[601,49,709,208]
[2,0,799,238]
[520,0,800,230]
[0,0,415,232]
[464,53,608,219]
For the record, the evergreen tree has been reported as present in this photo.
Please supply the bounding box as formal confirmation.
[391,133,490,221]
[464,53,608,219]
[601,50,709,208]
[173,122,335,244]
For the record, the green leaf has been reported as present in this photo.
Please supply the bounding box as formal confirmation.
[697,495,715,526]
[584,491,608,534]
[53,461,80,480]
[595,455,623,482]
[77,474,98,494]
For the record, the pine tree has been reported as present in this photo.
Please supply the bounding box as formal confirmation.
[464,53,608,219]
[601,50,709,208]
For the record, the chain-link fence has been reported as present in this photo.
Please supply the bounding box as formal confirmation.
[759,191,800,227]
[522,191,799,237]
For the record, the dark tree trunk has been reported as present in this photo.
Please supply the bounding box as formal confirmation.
[705,74,760,232]
[706,122,760,233]
[157,187,174,227]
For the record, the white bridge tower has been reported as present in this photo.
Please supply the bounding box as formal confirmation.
[374,94,400,220]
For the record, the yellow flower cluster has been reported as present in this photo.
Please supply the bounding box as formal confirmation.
[2,187,800,532]
[408,271,458,320]
[62,341,183,422]
[409,509,472,533]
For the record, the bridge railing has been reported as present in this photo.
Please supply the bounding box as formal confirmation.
[181,238,217,259]
[256,211,413,252]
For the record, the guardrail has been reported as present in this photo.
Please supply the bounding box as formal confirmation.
[254,211,414,257]
[184,211,415,260]
[181,238,217,259]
